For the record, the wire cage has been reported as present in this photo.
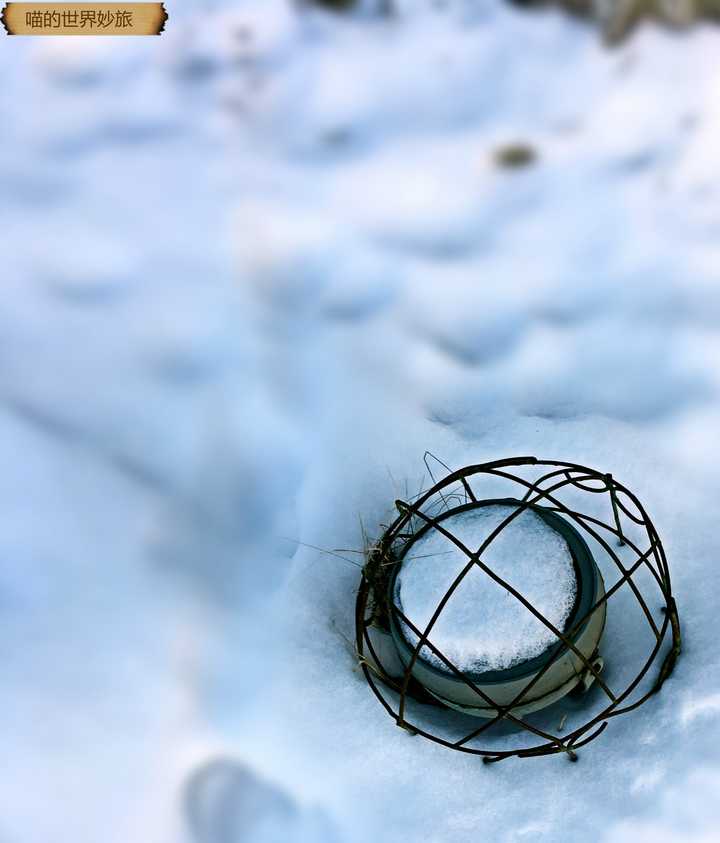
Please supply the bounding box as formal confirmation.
[355,456,681,763]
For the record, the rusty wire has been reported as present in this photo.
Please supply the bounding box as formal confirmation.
[355,456,681,763]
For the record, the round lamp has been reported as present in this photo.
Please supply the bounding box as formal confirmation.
[388,498,607,717]
[356,456,681,762]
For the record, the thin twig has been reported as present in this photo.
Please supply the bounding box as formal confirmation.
[279,537,363,568]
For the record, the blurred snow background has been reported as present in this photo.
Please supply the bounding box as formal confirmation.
[0,1,719,841]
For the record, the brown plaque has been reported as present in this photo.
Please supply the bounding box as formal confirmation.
[2,3,167,35]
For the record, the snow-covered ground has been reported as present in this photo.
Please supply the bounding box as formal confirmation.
[1,1,719,841]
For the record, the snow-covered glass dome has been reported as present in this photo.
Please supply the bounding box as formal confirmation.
[388,499,607,717]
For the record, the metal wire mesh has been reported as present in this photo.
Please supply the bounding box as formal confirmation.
[355,456,681,762]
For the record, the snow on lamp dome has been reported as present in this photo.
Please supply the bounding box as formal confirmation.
[395,505,577,674]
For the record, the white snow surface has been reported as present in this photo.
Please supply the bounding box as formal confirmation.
[396,505,577,672]
[1,1,720,842]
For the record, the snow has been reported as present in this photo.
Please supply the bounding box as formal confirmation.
[1,1,720,842]
[395,504,577,672]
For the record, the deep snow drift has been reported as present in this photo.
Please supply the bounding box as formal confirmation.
[1,1,720,842]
